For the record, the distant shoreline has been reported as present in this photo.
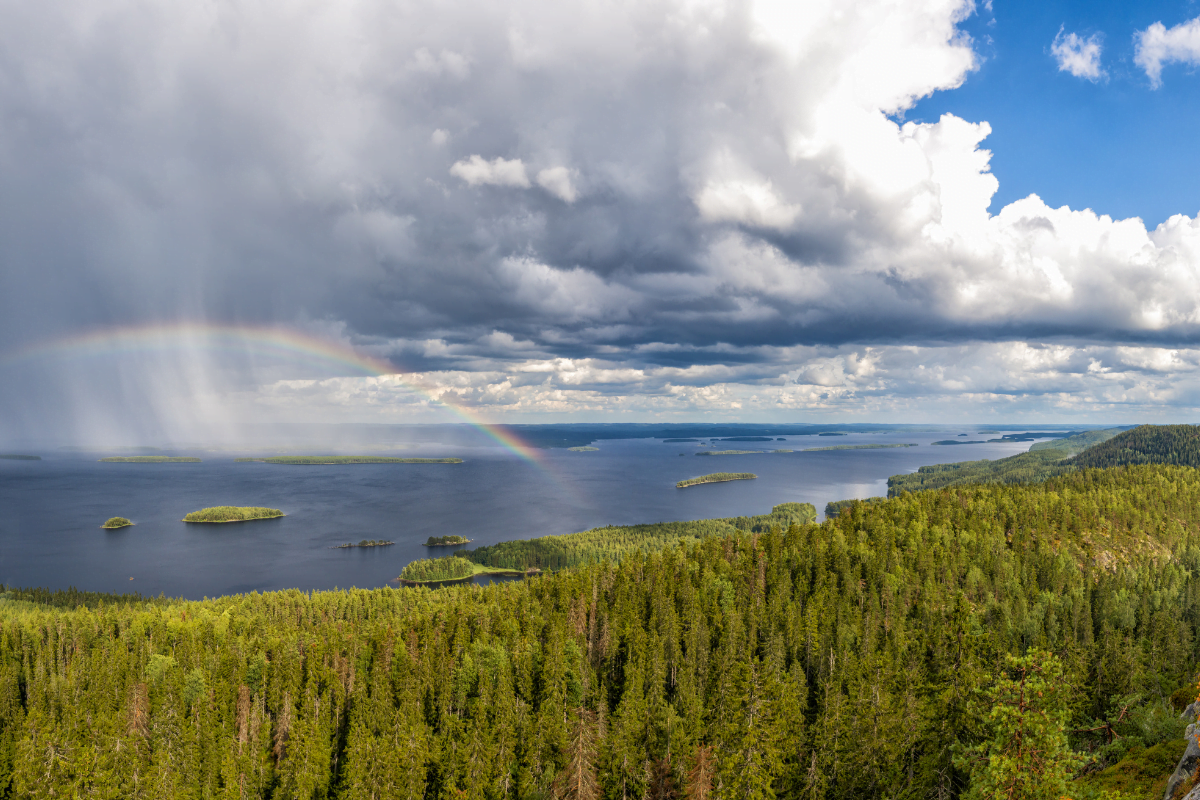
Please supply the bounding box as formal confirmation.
[235,456,462,464]
[100,456,201,463]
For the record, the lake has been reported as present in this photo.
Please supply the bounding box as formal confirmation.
[0,430,1041,598]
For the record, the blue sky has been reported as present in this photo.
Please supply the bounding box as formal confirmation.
[912,0,1200,226]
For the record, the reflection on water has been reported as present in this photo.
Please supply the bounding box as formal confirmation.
[0,432,1039,598]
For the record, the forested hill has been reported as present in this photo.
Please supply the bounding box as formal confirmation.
[1068,423,1200,469]
[885,427,1125,496]
[4,465,1200,798]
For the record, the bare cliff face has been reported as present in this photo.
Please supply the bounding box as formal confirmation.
[1164,703,1200,800]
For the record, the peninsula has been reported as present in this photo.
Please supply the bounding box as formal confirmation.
[234,456,462,464]
[183,506,284,523]
[100,456,201,463]
[398,555,539,586]
[677,472,757,488]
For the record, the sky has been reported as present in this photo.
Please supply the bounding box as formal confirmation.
[3,0,1200,441]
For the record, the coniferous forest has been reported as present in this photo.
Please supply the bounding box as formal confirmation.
[6,463,1200,798]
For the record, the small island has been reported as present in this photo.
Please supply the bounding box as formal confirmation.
[677,472,757,488]
[662,438,700,443]
[0,454,41,460]
[567,446,599,452]
[425,535,473,546]
[183,506,284,523]
[102,517,133,529]
[332,539,394,549]
[696,449,760,455]
[931,440,986,445]
[773,449,794,453]
[803,443,919,452]
[100,456,201,463]
[234,456,462,464]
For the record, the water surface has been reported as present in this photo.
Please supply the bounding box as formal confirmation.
[0,432,1039,598]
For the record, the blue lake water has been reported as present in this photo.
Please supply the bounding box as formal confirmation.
[0,432,1041,598]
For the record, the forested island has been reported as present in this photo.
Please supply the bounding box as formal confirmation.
[99,456,202,462]
[332,539,393,549]
[425,535,472,546]
[182,506,284,523]
[101,517,132,529]
[0,454,40,460]
[676,471,757,487]
[234,456,462,464]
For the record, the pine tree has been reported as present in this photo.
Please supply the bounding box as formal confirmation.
[552,708,599,800]
[955,649,1082,800]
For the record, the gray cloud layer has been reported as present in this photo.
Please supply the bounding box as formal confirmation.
[2,0,1200,436]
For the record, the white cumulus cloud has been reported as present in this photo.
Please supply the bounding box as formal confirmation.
[536,167,578,202]
[1051,29,1105,81]
[449,155,531,188]
[1135,16,1200,88]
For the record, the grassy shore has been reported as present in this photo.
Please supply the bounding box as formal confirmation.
[183,506,284,523]
[567,446,599,452]
[100,456,201,463]
[803,443,918,452]
[101,517,133,529]
[234,456,462,464]
[0,454,40,460]
[677,472,757,488]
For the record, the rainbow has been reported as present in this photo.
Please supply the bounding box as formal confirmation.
[0,322,545,462]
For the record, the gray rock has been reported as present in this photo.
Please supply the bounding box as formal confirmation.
[1183,701,1200,721]
[1165,723,1200,800]
[1184,783,1200,800]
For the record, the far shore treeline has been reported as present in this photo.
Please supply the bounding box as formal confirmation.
[234,456,463,465]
